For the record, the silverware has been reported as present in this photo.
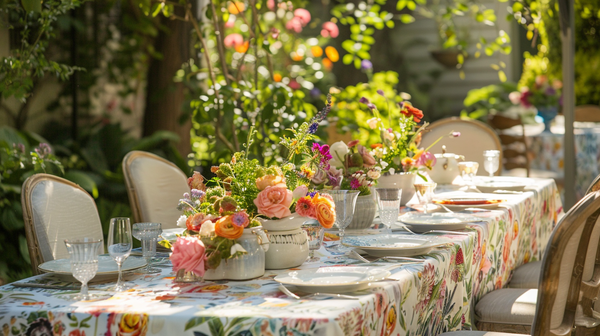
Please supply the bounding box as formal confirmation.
[347,250,426,264]
[278,284,360,300]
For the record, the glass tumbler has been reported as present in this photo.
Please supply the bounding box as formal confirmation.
[132,223,162,274]
[458,161,479,184]
[414,182,437,214]
[301,220,325,262]
[326,190,360,253]
[375,188,402,233]
[483,150,501,177]
[64,238,102,300]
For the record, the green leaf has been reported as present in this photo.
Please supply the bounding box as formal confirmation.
[64,171,99,198]
[185,317,216,331]
[498,70,507,82]
[21,0,41,12]
[399,14,415,24]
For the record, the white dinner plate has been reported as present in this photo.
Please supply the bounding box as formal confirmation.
[39,256,147,279]
[472,177,530,193]
[274,266,390,293]
[343,235,442,257]
[396,213,482,232]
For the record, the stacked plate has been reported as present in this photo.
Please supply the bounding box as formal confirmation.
[396,212,482,232]
[274,266,390,293]
[343,234,445,257]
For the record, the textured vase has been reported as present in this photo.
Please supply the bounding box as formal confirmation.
[347,195,377,230]
[264,228,309,269]
[377,172,416,205]
[258,213,305,232]
[536,106,558,133]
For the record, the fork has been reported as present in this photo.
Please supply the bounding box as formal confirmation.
[278,284,360,300]
[347,250,426,264]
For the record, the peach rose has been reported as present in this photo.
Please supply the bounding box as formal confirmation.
[256,174,286,190]
[254,185,293,218]
[186,213,207,232]
[215,215,244,239]
[170,236,207,277]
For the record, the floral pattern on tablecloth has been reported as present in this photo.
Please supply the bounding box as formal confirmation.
[527,128,600,200]
[0,180,561,336]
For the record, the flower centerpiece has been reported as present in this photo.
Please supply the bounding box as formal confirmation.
[509,75,562,132]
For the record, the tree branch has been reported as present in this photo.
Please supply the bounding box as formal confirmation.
[209,0,231,85]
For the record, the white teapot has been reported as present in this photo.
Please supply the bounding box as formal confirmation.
[429,146,464,184]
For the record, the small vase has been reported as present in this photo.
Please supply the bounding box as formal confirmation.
[257,213,306,232]
[536,106,558,133]
[264,228,309,269]
[376,172,416,205]
[347,194,377,230]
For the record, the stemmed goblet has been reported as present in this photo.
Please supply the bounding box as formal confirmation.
[414,182,437,214]
[108,217,132,291]
[326,190,360,253]
[375,188,402,234]
[483,150,501,177]
[301,220,325,262]
[64,238,102,300]
[132,223,162,274]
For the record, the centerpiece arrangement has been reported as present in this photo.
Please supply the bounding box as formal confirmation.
[169,97,338,279]
[509,75,562,133]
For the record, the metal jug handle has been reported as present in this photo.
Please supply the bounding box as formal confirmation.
[253,227,270,252]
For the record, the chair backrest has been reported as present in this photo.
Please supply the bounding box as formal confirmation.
[586,174,600,195]
[21,174,105,275]
[122,151,190,229]
[575,105,600,122]
[487,114,530,176]
[531,191,600,335]
[420,117,503,175]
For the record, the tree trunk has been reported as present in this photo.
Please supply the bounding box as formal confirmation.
[143,9,192,156]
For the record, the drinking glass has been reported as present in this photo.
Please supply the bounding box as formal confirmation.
[414,182,437,214]
[108,217,132,291]
[64,238,102,300]
[375,188,402,233]
[301,220,325,262]
[327,190,360,253]
[458,161,479,184]
[483,150,501,177]
[132,223,162,274]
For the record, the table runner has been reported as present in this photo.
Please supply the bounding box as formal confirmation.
[0,179,561,336]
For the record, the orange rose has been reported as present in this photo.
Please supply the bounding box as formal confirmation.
[118,313,148,336]
[215,215,244,239]
[313,194,336,228]
[256,174,285,190]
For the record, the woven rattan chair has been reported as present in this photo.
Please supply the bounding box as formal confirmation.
[122,151,190,229]
[420,117,503,175]
[441,190,600,336]
[21,174,105,275]
[575,105,600,122]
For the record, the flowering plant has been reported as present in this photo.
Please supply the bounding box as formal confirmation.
[326,140,381,195]
[294,190,336,228]
[509,75,562,109]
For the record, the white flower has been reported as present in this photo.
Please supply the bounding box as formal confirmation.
[383,129,395,141]
[389,167,395,175]
[230,243,247,256]
[366,117,380,129]
[367,170,381,180]
[199,221,215,237]
[177,215,187,228]
[329,141,349,168]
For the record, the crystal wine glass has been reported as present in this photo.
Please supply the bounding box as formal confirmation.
[64,238,102,300]
[414,182,437,214]
[483,150,501,177]
[458,161,479,185]
[327,190,360,253]
[108,217,132,291]
[301,220,325,262]
[375,188,401,234]
[132,223,162,274]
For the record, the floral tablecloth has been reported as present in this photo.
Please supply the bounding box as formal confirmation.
[524,123,600,200]
[0,179,561,336]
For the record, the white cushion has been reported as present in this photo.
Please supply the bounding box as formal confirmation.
[31,180,104,262]
[441,332,527,336]
[508,261,541,289]
[475,288,537,325]
[128,156,190,229]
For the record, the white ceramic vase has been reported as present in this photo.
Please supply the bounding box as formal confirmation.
[202,226,269,281]
[347,194,377,230]
[377,172,416,206]
[264,227,309,269]
[258,213,306,231]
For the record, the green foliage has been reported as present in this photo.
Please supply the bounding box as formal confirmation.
[0,0,85,102]
[461,82,518,120]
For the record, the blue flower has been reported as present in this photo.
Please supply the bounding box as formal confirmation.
[308,122,319,134]
[361,59,373,71]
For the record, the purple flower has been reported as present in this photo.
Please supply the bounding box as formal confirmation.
[308,191,317,198]
[397,101,405,110]
[545,87,556,96]
[361,59,373,71]
[350,178,361,189]
[360,97,376,110]
[183,192,191,200]
[35,143,51,158]
[308,122,319,134]
[451,132,461,137]
[12,143,25,154]
[310,88,321,98]
[377,90,385,97]
[191,189,205,199]
[232,212,249,227]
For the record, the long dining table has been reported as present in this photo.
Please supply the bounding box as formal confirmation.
[0,177,562,336]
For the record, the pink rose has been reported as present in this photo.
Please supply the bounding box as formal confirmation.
[254,185,293,218]
[292,185,309,199]
[170,236,207,277]
[358,145,377,167]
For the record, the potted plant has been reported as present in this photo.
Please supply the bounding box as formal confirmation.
[509,75,563,133]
